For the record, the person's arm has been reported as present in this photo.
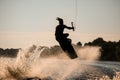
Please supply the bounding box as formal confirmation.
[64,25,74,31]
[64,25,74,30]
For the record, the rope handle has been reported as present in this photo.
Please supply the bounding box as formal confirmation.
[71,22,75,31]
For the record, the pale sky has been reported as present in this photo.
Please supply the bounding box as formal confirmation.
[0,0,120,48]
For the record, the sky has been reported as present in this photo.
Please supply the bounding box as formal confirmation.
[0,0,120,48]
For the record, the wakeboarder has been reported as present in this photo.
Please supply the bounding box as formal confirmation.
[55,17,78,59]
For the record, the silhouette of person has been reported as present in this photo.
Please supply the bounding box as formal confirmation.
[55,17,78,59]
[55,17,74,43]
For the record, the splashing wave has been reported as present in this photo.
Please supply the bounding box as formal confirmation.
[0,45,120,80]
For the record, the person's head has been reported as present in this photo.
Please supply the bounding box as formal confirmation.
[56,17,63,25]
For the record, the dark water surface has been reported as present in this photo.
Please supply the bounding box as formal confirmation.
[0,46,120,80]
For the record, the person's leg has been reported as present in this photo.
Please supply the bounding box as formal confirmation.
[67,38,72,43]
[63,33,69,38]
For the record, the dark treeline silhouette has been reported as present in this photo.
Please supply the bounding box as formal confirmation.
[77,37,120,61]
[0,37,120,61]
[0,48,19,58]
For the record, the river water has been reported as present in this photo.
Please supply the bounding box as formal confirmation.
[0,45,120,80]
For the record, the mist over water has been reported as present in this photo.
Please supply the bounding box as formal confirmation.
[0,45,120,80]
